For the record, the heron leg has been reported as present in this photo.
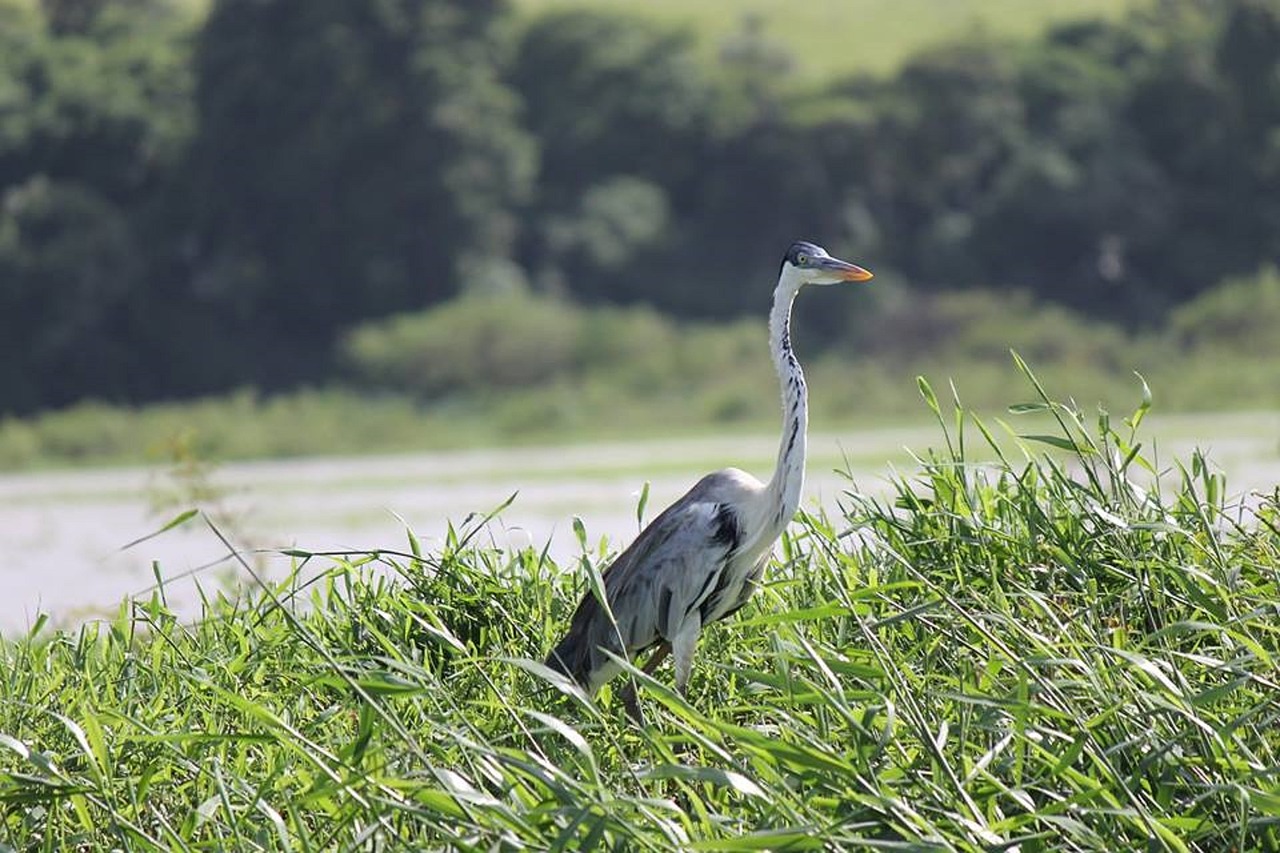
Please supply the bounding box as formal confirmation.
[671,618,702,695]
[621,641,670,724]
[642,640,672,675]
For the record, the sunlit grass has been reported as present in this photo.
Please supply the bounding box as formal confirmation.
[3,359,1279,849]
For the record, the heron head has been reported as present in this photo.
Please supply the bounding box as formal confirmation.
[781,240,873,287]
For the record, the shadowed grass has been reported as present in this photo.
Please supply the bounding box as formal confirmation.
[2,359,1279,849]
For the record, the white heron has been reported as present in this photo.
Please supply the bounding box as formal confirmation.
[545,240,874,719]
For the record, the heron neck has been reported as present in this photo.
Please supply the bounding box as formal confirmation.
[765,281,807,531]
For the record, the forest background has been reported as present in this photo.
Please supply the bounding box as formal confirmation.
[2,0,1278,467]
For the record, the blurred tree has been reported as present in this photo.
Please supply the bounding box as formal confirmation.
[839,0,1280,322]
[716,12,795,124]
[0,0,195,412]
[1212,0,1280,272]
[1119,2,1240,308]
[185,0,534,386]
[509,11,716,307]
[1096,0,1280,315]
[41,0,102,34]
[539,176,671,298]
[509,9,854,322]
[862,41,1026,287]
[965,23,1172,317]
[511,10,712,207]
[4,0,1280,415]
[666,23,867,327]
[0,178,139,410]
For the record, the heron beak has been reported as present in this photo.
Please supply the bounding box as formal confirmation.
[821,257,874,282]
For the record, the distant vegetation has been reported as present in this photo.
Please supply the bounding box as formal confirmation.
[3,266,1277,469]
[4,372,1279,848]
[2,0,1280,426]
[514,0,1140,81]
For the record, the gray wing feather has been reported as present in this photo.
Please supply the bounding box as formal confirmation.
[546,475,741,692]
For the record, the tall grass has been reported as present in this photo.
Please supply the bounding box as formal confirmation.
[2,361,1279,850]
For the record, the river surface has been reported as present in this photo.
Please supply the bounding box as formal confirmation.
[1,414,1277,635]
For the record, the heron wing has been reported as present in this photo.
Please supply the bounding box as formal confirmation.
[603,498,739,643]
[546,475,744,691]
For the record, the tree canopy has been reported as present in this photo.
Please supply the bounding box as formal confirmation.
[1,0,1278,413]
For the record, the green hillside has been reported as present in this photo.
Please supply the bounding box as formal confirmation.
[515,0,1140,80]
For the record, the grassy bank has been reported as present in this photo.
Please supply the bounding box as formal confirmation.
[5,269,1278,472]
[0,355,1273,473]
[2,344,1276,474]
[2,366,1278,849]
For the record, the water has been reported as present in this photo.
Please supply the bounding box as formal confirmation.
[2,417,1276,635]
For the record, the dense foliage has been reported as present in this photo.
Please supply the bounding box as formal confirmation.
[2,0,1279,413]
[184,0,533,386]
[2,372,1279,848]
[2,267,1279,470]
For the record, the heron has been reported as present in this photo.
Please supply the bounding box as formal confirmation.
[545,240,873,720]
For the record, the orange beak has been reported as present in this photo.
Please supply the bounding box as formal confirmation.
[820,257,874,282]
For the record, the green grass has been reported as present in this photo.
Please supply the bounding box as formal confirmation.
[3,361,1279,849]
[514,0,1140,82]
